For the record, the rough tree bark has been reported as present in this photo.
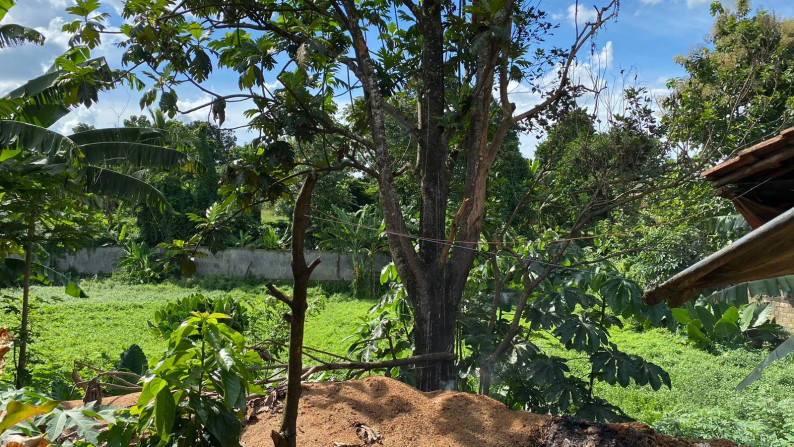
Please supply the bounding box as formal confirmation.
[337,0,618,391]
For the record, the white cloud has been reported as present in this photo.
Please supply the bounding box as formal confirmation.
[35,16,71,51]
[591,41,613,69]
[44,0,69,9]
[567,3,598,26]
[686,0,711,8]
[103,0,125,15]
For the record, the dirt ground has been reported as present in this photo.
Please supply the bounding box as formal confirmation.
[94,375,740,447]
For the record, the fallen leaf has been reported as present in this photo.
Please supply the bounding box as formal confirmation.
[2,434,50,447]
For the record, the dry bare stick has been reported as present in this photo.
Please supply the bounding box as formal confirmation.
[72,361,143,392]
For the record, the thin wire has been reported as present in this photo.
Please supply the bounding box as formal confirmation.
[306,128,792,279]
[308,126,789,249]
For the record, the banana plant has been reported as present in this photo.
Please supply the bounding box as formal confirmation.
[0,121,190,387]
[0,0,183,387]
[0,0,45,49]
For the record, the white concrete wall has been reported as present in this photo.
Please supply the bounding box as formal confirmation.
[50,246,388,281]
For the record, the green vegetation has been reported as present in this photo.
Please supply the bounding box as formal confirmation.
[0,281,792,445]
[0,279,353,386]
[595,328,794,447]
[3,0,794,445]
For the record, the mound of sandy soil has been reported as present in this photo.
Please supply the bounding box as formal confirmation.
[89,376,740,447]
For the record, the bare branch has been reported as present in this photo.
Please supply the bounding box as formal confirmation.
[266,282,293,307]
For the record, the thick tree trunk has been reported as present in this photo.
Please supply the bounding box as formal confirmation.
[413,276,457,391]
[16,214,35,389]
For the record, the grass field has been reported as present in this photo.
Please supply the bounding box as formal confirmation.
[1,278,792,445]
[0,278,373,386]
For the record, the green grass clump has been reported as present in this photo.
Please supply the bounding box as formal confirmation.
[304,295,377,358]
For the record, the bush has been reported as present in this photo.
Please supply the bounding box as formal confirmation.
[150,293,250,338]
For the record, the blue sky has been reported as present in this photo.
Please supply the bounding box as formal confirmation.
[3,0,794,156]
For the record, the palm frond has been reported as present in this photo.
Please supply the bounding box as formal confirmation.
[0,120,75,160]
[69,127,170,146]
[737,333,794,391]
[0,0,15,21]
[703,275,794,306]
[708,214,750,234]
[1,57,111,126]
[83,166,172,213]
[0,24,45,48]
[0,258,85,297]
[80,142,188,169]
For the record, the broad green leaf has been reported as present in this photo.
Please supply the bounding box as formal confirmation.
[0,0,14,21]
[80,142,186,168]
[713,318,740,341]
[65,280,83,298]
[600,276,639,315]
[187,22,204,40]
[137,376,166,408]
[215,347,236,372]
[118,344,148,375]
[527,356,569,384]
[83,166,173,214]
[694,305,718,332]
[754,303,773,327]
[635,360,671,391]
[721,305,740,324]
[686,320,711,345]
[0,148,20,161]
[739,303,756,332]
[0,399,58,434]
[194,399,241,444]
[220,371,244,409]
[0,120,75,159]
[69,127,169,146]
[153,385,175,438]
[555,314,607,353]
[0,24,45,48]
[671,308,690,325]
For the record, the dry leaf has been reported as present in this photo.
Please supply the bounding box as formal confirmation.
[2,434,49,447]
[0,328,15,375]
[353,422,382,445]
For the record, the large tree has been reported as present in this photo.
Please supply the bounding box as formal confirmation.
[116,0,618,391]
[664,0,794,160]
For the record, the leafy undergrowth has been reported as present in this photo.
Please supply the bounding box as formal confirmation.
[1,280,791,445]
[591,327,794,446]
[302,294,377,357]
